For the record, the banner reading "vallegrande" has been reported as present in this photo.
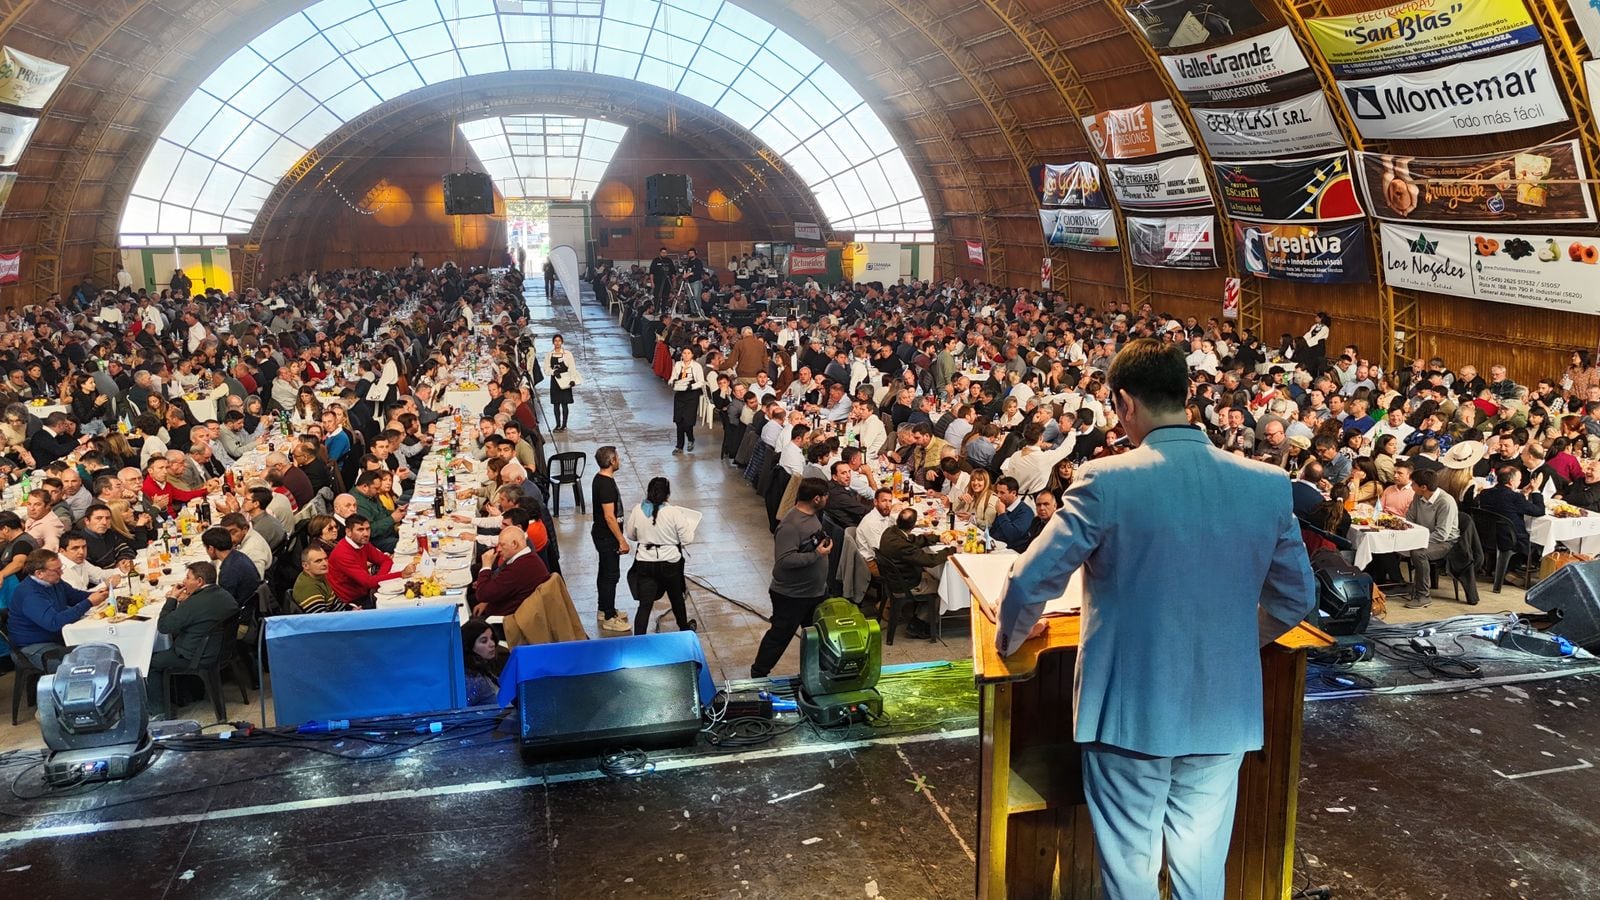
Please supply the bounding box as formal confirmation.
[1306,0,1540,78]
[1335,45,1568,140]
[1161,27,1318,104]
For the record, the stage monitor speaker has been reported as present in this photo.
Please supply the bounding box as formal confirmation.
[646,173,693,217]
[443,172,495,215]
[1525,560,1600,649]
[516,661,701,760]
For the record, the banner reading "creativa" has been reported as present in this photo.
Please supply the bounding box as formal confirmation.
[1237,221,1372,283]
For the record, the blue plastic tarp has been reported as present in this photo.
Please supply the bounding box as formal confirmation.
[265,605,467,726]
[495,631,716,709]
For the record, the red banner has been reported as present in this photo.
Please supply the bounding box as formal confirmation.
[1222,276,1239,319]
[786,248,828,275]
[0,251,20,284]
[1040,257,1053,290]
[966,240,985,264]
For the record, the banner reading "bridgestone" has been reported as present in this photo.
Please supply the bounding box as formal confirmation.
[1161,27,1319,104]
[1335,45,1568,140]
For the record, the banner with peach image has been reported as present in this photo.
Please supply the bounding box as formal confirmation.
[1380,223,1600,315]
[1355,140,1595,225]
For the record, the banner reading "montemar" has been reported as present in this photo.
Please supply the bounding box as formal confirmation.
[1161,27,1318,104]
[1355,139,1595,225]
[1335,45,1567,140]
[1306,0,1540,79]
[1381,223,1600,314]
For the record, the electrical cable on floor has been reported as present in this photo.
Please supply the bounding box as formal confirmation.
[704,716,804,749]
[598,749,654,777]
[685,572,771,622]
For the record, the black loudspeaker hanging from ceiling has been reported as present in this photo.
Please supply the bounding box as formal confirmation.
[646,173,693,217]
[443,171,495,216]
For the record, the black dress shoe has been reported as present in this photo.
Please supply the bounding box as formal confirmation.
[683,619,698,632]
[905,619,932,639]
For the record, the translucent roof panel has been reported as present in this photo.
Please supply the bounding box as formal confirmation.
[119,0,927,239]
[458,115,626,201]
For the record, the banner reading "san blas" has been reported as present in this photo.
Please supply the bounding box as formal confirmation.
[1335,45,1567,140]
[1236,221,1372,283]
[1213,153,1365,223]
[1161,27,1319,104]
[1355,139,1595,225]
[1306,0,1540,79]
[1381,223,1600,314]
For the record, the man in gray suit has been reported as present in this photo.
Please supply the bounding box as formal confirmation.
[997,338,1314,900]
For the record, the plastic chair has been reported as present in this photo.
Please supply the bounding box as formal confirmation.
[882,588,938,646]
[1,610,57,725]
[545,451,587,516]
[162,611,251,723]
[1467,508,1533,592]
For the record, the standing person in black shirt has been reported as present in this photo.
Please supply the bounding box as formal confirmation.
[751,477,832,678]
[681,248,706,315]
[649,247,677,311]
[591,445,631,633]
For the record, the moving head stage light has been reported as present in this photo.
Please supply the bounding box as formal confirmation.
[38,643,155,786]
[798,598,883,726]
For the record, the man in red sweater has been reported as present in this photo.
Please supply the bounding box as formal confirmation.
[141,456,214,518]
[471,526,550,617]
[329,514,416,608]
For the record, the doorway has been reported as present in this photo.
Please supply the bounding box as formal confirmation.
[506,199,550,274]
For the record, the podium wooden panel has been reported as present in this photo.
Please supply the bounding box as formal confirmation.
[966,569,1330,900]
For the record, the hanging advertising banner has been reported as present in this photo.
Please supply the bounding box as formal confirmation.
[1082,100,1195,160]
[1222,276,1240,318]
[0,111,37,166]
[1236,221,1372,283]
[1192,91,1346,159]
[787,248,828,275]
[1105,155,1212,209]
[1161,27,1319,104]
[1355,140,1595,225]
[1381,223,1600,314]
[1213,152,1364,223]
[1335,46,1568,140]
[1041,257,1053,290]
[0,47,69,110]
[1571,1,1600,56]
[1128,215,1219,269]
[1036,161,1109,208]
[0,251,19,284]
[966,240,986,265]
[1306,0,1540,79]
[1124,0,1267,51]
[1041,208,1121,251]
[793,221,821,241]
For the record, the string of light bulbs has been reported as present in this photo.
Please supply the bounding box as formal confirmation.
[323,180,382,216]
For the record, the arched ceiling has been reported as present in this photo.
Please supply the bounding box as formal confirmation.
[0,0,1111,297]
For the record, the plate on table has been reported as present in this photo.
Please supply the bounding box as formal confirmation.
[437,567,472,588]
[376,581,405,597]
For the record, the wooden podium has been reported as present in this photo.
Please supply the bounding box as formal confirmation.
[962,560,1331,899]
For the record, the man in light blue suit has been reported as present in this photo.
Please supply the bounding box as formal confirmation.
[997,338,1315,900]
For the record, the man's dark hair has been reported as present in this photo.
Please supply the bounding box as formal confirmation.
[201,526,233,553]
[1413,468,1439,490]
[795,477,830,505]
[60,531,88,550]
[187,560,218,585]
[996,476,1021,493]
[1107,337,1189,413]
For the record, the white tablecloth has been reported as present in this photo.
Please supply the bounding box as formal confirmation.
[25,403,67,419]
[936,550,1084,616]
[62,614,168,674]
[373,591,469,619]
[1347,523,1430,570]
[1528,513,1600,558]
